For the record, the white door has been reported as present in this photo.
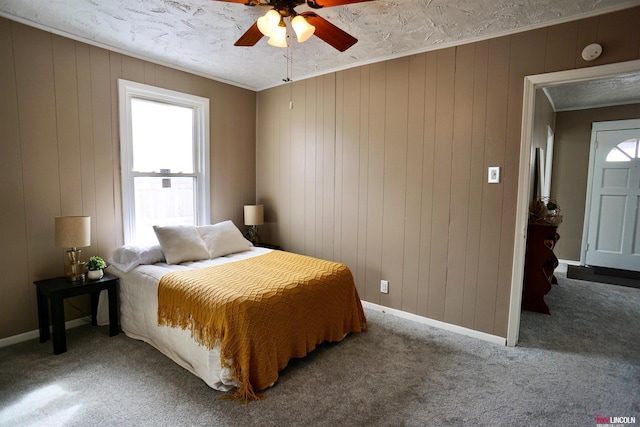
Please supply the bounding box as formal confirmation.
[585,121,640,272]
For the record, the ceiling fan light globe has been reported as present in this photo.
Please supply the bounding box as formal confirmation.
[268,25,288,48]
[257,9,281,37]
[291,16,315,43]
[257,17,273,37]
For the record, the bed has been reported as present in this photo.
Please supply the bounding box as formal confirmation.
[97,221,367,401]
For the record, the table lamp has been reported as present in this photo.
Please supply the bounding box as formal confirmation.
[55,216,91,281]
[243,205,264,245]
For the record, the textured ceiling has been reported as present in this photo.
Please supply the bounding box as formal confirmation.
[544,73,640,112]
[0,0,638,91]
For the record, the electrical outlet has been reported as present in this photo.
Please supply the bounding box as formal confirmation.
[380,280,389,294]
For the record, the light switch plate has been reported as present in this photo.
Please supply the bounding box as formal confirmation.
[380,280,389,294]
[488,166,500,183]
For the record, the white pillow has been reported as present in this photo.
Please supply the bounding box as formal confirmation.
[153,225,210,264]
[108,245,165,272]
[197,220,252,259]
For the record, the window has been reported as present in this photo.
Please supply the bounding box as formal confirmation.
[118,80,210,245]
[606,138,639,162]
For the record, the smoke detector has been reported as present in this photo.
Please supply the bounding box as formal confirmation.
[581,43,602,61]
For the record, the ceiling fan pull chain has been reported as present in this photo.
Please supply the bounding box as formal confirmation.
[287,39,294,109]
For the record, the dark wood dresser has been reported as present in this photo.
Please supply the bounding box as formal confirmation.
[522,222,559,314]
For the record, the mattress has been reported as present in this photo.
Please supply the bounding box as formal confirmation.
[97,246,274,391]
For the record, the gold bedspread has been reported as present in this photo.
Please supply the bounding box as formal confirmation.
[157,250,367,401]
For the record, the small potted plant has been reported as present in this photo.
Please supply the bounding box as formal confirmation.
[86,256,106,280]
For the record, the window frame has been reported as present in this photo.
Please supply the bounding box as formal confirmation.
[118,79,210,244]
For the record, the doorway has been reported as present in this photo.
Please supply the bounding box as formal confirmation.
[583,119,640,272]
[506,59,640,347]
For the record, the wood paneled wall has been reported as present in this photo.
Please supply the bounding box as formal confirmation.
[256,6,640,337]
[0,18,256,338]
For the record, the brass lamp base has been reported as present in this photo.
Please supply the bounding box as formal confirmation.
[64,249,86,282]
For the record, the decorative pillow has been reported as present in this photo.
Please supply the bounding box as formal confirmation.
[197,220,252,259]
[153,225,211,264]
[108,245,166,273]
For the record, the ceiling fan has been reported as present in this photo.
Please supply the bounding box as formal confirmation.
[217,0,373,52]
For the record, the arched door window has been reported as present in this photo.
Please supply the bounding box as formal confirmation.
[605,138,639,162]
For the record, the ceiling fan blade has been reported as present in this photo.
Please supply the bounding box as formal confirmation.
[234,22,264,46]
[301,12,357,52]
[306,0,373,8]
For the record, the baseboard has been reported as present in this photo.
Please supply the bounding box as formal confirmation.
[0,317,91,349]
[558,259,580,266]
[361,301,506,346]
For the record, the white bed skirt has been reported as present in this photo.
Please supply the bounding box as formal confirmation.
[97,247,274,391]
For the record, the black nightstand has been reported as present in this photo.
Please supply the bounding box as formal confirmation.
[34,274,120,354]
[255,243,282,250]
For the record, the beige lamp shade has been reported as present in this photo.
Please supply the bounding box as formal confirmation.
[55,216,91,248]
[244,205,264,226]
